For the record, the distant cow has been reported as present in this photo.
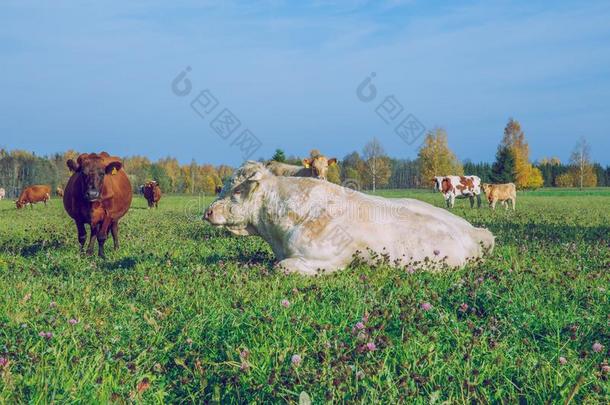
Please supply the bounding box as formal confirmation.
[434,176,482,208]
[266,154,337,180]
[63,152,132,257]
[0,187,5,200]
[482,183,516,210]
[143,181,162,208]
[205,161,494,275]
[16,185,51,209]
[56,186,64,197]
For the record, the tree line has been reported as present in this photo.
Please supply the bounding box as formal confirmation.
[0,150,232,198]
[1,118,608,197]
[331,118,607,190]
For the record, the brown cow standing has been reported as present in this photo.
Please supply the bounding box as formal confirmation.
[63,152,132,257]
[56,186,64,197]
[143,181,162,208]
[16,185,51,209]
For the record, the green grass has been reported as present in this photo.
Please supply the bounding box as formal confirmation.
[0,190,608,403]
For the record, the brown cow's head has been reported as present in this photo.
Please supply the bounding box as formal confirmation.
[302,156,337,180]
[143,181,157,191]
[481,183,493,195]
[15,199,25,209]
[67,153,122,202]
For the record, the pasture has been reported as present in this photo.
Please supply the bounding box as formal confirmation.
[0,190,608,403]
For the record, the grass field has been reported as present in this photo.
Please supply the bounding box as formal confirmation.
[0,189,608,403]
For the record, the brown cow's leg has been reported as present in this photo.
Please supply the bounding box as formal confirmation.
[76,221,86,251]
[86,224,98,255]
[111,222,119,250]
[97,217,113,258]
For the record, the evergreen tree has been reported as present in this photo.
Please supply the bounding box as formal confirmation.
[491,146,516,183]
[271,149,286,162]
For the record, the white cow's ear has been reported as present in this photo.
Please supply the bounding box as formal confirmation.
[248,171,265,182]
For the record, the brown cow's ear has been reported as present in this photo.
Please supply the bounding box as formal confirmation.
[67,159,79,172]
[302,158,311,168]
[328,158,337,165]
[105,161,122,175]
[76,153,89,167]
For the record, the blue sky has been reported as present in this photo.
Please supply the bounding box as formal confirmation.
[1,0,609,165]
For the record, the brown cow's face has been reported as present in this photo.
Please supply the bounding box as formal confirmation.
[67,155,122,202]
[303,156,336,180]
[15,200,25,209]
[81,159,108,201]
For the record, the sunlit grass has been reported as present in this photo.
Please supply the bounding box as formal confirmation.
[0,190,608,402]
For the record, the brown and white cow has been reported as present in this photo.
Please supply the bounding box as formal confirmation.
[482,183,516,210]
[143,181,162,208]
[63,152,132,257]
[205,161,494,275]
[266,154,337,180]
[0,187,5,200]
[16,185,51,209]
[434,176,482,208]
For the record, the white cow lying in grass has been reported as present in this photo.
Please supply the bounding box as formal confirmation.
[205,162,494,275]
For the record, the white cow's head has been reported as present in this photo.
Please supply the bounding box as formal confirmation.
[204,161,271,235]
[432,176,444,192]
[302,155,337,180]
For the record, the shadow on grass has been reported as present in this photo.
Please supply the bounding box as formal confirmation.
[18,240,63,257]
[102,256,138,270]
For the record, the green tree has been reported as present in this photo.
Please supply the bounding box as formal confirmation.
[491,146,516,183]
[271,149,286,162]
[150,163,170,193]
[326,163,341,184]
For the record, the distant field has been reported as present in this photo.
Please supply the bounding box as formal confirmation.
[0,189,608,402]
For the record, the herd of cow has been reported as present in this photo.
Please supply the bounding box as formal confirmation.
[432,175,517,211]
[1,151,518,274]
